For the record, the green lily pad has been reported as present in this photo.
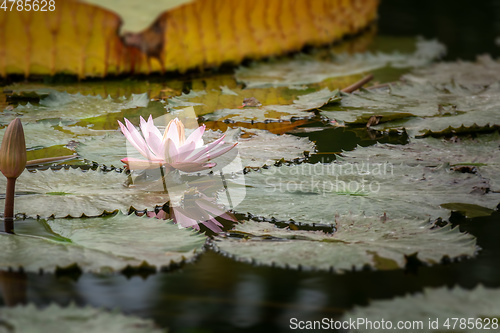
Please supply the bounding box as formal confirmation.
[205,128,315,169]
[418,124,500,138]
[26,145,77,166]
[440,203,496,218]
[343,285,500,333]
[0,303,166,333]
[235,38,445,89]
[212,218,475,271]
[0,168,169,218]
[3,92,150,125]
[74,132,131,167]
[164,85,340,121]
[4,80,174,100]
[0,121,76,149]
[231,162,500,224]
[339,133,500,192]
[220,86,239,96]
[321,82,500,136]
[404,55,500,87]
[204,88,340,122]
[165,90,207,109]
[0,213,205,273]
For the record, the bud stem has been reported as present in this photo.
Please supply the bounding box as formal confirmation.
[4,177,16,234]
[160,165,168,194]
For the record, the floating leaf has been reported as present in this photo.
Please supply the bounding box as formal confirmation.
[0,122,75,149]
[440,203,496,219]
[343,285,500,333]
[164,83,342,119]
[220,86,239,96]
[3,92,149,125]
[74,132,130,167]
[0,303,165,332]
[232,163,500,224]
[404,55,500,87]
[203,118,310,135]
[26,146,78,167]
[0,168,169,218]
[4,80,178,100]
[235,38,445,88]
[165,90,207,109]
[321,82,500,136]
[212,218,475,271]
[204,88,340,122]
[0,213,205,273]
[340,133,500,192]
[205,128,315,169]
[419,124,500,138]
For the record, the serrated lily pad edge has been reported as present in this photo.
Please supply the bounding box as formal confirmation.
[207,219,477,273]
[0,213,209,274]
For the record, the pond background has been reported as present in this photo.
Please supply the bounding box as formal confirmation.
[1,0,500,332]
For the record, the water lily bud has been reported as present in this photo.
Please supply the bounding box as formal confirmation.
[0,118,27,179]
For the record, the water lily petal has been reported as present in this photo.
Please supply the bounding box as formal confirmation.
[175,118,186,146]
[183,135,227,163]
[139,116,164,157]
[146,115,163,141]
[163,118,182,148]
[118,120,145,156]
[185,125,206,149]
[187,142,237,167]
[164,137,180,163]
[119,119,151,159]
[177,140,197,156]
[204,142,238,161]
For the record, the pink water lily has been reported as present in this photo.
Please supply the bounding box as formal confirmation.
[118,116,236,172]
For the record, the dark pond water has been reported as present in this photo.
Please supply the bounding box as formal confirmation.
[1,1,500,332]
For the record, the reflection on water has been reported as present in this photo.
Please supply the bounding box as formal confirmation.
[0,212,498,332]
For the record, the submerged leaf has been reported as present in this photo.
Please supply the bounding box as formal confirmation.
[0,213,205,273]
[0,168,169,218]
[213,218,475,271]
[0,303,165,332]
[231,162,500,224]
[343,285,500,333]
